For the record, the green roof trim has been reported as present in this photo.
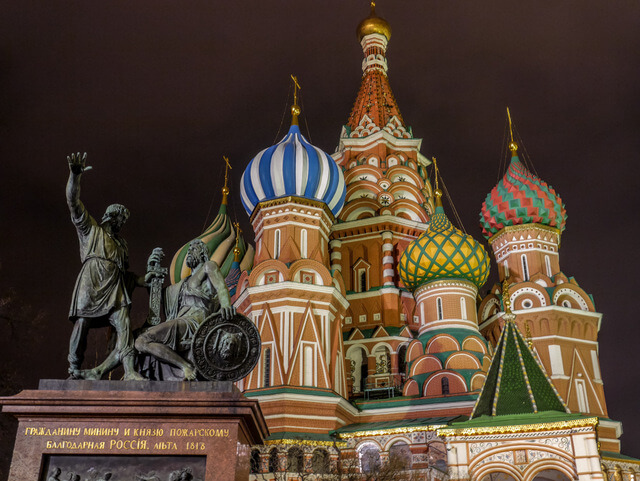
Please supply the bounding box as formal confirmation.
[355,393,477,410]
[417,328,488,351]
[471,320,568,418]
[601,451,640,464]
[244,387,341,398]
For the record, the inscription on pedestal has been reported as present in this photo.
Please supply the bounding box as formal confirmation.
[23,422,230,454]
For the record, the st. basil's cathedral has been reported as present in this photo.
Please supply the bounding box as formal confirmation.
[167,4,637,480]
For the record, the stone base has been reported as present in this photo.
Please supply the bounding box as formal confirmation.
[0,380,268,481]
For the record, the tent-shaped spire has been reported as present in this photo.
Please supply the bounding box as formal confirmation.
[471,288,568,418]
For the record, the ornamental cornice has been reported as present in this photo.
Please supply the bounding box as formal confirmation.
[488,223,561,247]
[263,438,347,448]
[250,196,335,223]
[337,425,447,439]
[336,129,423,153]
[438,417,598,437]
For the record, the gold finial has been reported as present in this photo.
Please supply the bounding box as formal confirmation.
[525,322,534,349]
[371,1,376,11]
[221,156,232,205]
[432,157,443,207]
[233,221,242,262]
[290,75,302,126]
[502,279,516,322]
[507,107,518,154]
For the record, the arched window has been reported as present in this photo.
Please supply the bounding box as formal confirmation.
[545,255,552,277]
[304,345,314,386]
[274,229,281,259]
[398,345,407,377]
[300,229,308,258]
[521,254,530,281]
[389,441,412,469]
[441,376,450,395]
[263,348,271,388]
[311,448,330,474]
[460,297,467,320]
[287,447,304,472]
[359,269,367,292]
[436,297,444,320]
[359,444,381,474]
[250,449,261,473]
[268,448,279,473]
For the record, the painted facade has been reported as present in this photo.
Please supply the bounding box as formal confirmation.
[171,4,638,480]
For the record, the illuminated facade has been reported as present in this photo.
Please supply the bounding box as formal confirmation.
[172,4,638,480]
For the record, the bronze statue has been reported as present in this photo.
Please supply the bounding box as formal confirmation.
[66,152,156,381]
[135,239,235,380]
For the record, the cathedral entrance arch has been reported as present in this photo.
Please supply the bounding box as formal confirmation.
[530,469,573,481]
[480,473,518,481]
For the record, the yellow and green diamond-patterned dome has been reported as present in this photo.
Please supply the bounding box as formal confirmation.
[398,204,490,291]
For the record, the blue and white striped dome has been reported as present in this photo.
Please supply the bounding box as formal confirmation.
[240,124,346,217]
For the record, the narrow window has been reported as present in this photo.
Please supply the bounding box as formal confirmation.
[545,255,552,277]
[591,350,602,381]
[359,268,367,292]
[268,448,279,473]
[548,345,565,376]
[575,379,589,412]
[304,345,314,386]
[274,229,281,259]
[263,348,271,387]
[460,297,467,320]
[436,297,443,320]
[503,260,509,279]
[521,254,530,281]
[300,229,308,258]
[441,376,450,395]
[250,449,261,474]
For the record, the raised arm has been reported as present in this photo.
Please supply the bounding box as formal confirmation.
[66,152,91,222]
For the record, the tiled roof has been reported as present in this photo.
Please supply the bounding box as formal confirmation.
[471,320,568,418]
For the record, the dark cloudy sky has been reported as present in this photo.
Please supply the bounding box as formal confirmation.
[1,0,639,457]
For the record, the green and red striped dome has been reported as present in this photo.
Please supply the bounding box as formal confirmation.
[480,155,567,239]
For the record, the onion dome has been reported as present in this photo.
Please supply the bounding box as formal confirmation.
[480,149,567,239]
[170,188,254,284]
[357,2,392,41]
[240,123,346,218]
[399,193,490,291]
[225,228,244,296]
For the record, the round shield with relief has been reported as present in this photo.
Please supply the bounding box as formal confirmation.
[191,313,261,381]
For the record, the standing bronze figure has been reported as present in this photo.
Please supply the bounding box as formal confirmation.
[66,152,151,380]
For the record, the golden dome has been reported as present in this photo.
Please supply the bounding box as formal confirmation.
[357,2,392,41]
[398,205,490,291]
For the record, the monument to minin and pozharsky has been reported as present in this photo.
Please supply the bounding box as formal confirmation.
[0,153,267,481]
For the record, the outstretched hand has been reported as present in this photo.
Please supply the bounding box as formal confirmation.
[67,152,92,175]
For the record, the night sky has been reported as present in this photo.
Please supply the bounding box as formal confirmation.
[1,0,639,457]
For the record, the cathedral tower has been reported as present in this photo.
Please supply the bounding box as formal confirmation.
[477,117,615,449]
[331,3,435,400]
[398,188,491,398]
[234,86,351,436]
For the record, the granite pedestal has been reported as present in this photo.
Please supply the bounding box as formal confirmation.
[0,380,268,481]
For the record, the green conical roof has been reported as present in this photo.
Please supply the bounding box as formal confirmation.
[471,319,568,418]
